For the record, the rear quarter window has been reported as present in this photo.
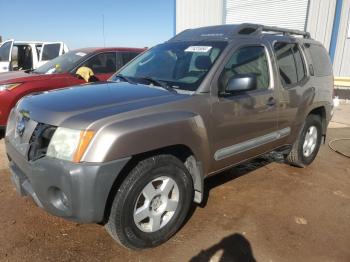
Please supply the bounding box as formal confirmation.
[304,44,333,77]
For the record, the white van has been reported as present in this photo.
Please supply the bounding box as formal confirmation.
[0,40,69,73]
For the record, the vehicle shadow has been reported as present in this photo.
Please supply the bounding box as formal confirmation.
[201,156,274,207]
[189,233,256,262]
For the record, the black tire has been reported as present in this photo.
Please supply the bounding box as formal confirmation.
[105,154,193,249]
[286,114,323,167]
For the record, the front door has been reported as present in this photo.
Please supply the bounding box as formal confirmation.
[0,39,14,72]
[69,52,118,85]
[210,42,281,171]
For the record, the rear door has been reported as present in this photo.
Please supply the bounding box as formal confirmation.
[0,39,14,72]
[38,42,65,67]
[272,41,311,144]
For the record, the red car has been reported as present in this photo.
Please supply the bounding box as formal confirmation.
[0,47,145,136]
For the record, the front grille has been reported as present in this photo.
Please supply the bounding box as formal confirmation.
[28,124,56,161]
[7,110,39,157]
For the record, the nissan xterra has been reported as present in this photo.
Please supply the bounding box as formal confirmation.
[5,24,334,249]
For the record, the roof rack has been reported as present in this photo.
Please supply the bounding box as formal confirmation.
[168,23,311,42]
[237,23,311,38]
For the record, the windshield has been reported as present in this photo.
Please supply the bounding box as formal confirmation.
[34,50,88,74]
[113,41,227,91]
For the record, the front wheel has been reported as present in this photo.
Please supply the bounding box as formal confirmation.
[286,114,323,167]
[105,155,193,249]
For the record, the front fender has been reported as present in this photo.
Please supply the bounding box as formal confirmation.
[84,111,211,172]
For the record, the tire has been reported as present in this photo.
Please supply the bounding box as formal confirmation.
[0,128,4,139]
[286,114,323,167]
[105,154,193,249]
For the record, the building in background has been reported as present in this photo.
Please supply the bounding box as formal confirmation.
[175,0,350,83]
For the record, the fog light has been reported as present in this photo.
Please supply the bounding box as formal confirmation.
[48,187,69,211]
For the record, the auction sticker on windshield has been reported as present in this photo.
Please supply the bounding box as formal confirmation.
[185,46,212,53]
[76,52,87,57]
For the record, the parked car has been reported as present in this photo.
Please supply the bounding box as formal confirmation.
[0,47,145,136]
[5,24,333,249]
[0,40,69,73]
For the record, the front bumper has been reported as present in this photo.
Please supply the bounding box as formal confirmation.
[5,138,130,223]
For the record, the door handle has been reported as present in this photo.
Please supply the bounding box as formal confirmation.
[266,97,276,106]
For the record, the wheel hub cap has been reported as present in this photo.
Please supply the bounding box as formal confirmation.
[150,195,164,212]
[303,126,318,157]
[133,176,179,233]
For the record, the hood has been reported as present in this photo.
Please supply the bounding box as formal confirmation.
[18,82,190,129]
[0,70,60,84]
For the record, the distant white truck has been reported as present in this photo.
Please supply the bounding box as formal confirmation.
[0,40,69,73]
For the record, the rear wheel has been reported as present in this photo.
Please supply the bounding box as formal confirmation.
[105,155,193,249]
[286,114,323,167]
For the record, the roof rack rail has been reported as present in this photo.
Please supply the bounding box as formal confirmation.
[237,23,311,39]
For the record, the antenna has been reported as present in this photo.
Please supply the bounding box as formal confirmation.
[102,14,106,47]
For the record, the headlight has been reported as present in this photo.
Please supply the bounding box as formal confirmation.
[0,83,22,91]
[46,127,94,162]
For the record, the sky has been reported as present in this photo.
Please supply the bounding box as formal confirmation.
[0,0,175,49]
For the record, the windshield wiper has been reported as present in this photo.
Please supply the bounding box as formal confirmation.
[114,74,136,85]
[139,76,177,93]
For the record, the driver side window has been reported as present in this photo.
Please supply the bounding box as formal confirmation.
[219,46,270,92]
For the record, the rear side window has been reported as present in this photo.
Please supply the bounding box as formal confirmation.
[274,43,306,86]
[292,45,306,81]
[116,52,140,71]
[274,43,298,85]
[122,52,139,64]
[84,52,117,74]
[41,43,61,60]
[304,44,332,76]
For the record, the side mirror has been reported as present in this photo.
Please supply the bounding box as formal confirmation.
[225,74,257,94]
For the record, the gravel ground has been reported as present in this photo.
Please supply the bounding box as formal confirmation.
[0,105,349,262]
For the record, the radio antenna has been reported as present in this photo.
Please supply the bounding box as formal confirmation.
[102,14,106,47]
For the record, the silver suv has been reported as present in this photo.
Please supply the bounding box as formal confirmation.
[5,24,333,249]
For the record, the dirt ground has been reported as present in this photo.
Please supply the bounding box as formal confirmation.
[0,105,349,262]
